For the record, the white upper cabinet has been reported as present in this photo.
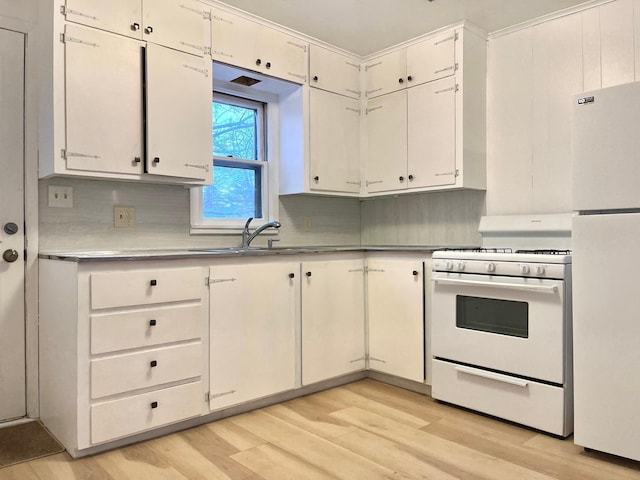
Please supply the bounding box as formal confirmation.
[210,6,307,84]
[364,26,486,195]
[364,30,457,99]
[309,88,361,193]
[364,49,406,98]
[309,45,361,98]
[63,0,209,56]
[41,6,213,184]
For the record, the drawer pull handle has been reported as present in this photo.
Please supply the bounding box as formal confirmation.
[454,366,529,388]
[150,401,158,409]
[289,273,295,279]
[150,360,158,368]
[413,270,419,276]
[149,319,157,326]
[150,279,157,286]
[305,271,312,277]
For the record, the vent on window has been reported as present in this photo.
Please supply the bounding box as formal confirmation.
[230,76,261,87]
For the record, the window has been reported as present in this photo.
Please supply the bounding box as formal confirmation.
[191,92,274,231]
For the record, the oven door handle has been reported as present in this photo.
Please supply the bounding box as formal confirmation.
[432,278,558,294]
[455,365,529,388]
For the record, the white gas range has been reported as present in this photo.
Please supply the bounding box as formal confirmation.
[430,247,573,437]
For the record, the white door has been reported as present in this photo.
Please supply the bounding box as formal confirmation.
[0,28,26,421]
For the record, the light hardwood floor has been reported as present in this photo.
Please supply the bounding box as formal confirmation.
[3,379,640,479]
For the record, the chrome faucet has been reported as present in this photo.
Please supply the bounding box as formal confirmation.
[241,217,281,248]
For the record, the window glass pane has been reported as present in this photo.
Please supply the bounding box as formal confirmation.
[202,165,261,219]
[456,295,529,338]
[213,101,258,160]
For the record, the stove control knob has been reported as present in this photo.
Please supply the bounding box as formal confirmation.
[520,264,530,275]
[486,262,496,273]
[456,261,465,271]
[535,265,546,276]
[445,261,454,270]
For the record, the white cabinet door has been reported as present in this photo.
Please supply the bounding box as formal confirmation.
[301,260,365,385]
[309,45,360,98]
[364,49,406,98]
[309,89,361,193]
[367,259,424,382]
[209,263,298,410]
[143,0,208,57]
[407,30,457,87]
[365,90,407,193]
[210,6,259,70]
[64,0,142,38]
[210,7,307,84]
[408,76,457,188]
[262,27,308,84]
[146,44,212,182]
[64,24,143,175]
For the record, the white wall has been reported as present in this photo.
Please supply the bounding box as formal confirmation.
[486,0,640,216]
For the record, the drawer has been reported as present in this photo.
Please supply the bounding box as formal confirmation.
[91,304,201,354]
[431,359,572,436]
[91,343,202,399]
[90,267,203,309]
[91,381,202,444]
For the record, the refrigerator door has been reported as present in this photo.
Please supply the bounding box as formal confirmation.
[572,81,640,212]
[572,213,640,461]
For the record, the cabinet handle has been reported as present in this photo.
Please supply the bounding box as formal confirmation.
[305,271,312,277]
[407,75,413,82]
[150,279,157,286]
[398,78,404,84]
[256,58,262,66]
[133,157,141,165]
[150,401,158,409]
[144,25,153,34]
[149,319,157,327]
[312,75,318,81]
[131,22,140,31]
[313,175,319,182]
[150,360,158,368]
[413,270,419,276]
[265,62,271,69]
[408,174,414,181]
[289,273,295,279]
[152,157,160,165]
[399,176,404,182]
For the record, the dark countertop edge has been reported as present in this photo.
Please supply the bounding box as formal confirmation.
[38,245,478,262]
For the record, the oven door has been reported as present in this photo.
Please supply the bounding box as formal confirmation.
[431,271,566,384]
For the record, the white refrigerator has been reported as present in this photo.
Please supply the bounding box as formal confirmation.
[572,80,640,461]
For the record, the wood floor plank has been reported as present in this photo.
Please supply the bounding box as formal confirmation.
[308,385,430,429]
[230,409,411,479]
[92,442,190,479]
[0,461,41,480]
[232,443,338,480]
[261,402,358,439]
[332,427,467,480]
[330,406,556,480]
[205,418,266,452]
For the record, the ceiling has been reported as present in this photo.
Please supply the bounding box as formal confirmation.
[217,0,592,56]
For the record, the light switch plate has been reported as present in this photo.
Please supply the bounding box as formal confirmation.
[48,185,73,208]
[114,207,135,228]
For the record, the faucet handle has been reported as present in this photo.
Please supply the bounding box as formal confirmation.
[243,217,254,230]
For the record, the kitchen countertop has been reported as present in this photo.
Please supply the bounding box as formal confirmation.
[38,245,474,262]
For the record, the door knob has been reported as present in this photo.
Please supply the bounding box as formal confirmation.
[3,249,19,263]
[3,222,18,235]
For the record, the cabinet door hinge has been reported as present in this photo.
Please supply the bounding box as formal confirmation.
[207,389,236,400]
[61,149,101,160]
[60,5,98,21]
[346,61,361,71]
[369,356,387,364]
[208,277,237,285]
[345,107,361,115]
[365,61,382,72]
[365,266,385,274]
[350,356,366,363]
[287,72,308,82]
[345,89,361,98]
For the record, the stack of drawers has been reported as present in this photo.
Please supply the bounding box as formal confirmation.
[88,266,205,444]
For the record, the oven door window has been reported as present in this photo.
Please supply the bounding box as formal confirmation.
[456,295,528,338]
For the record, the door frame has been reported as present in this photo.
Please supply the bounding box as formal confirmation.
[1,5,41,419]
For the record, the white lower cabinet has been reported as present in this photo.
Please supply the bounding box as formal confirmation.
[367,258,425,382]
[39,259,208,457]
[208,262,299,410]
[301,259,366,385]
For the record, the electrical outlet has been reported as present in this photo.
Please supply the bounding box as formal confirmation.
[303,217,312,232]
[114,207,135,228]
[48,185,73,208]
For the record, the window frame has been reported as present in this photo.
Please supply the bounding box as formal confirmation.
[191,89,279,234]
